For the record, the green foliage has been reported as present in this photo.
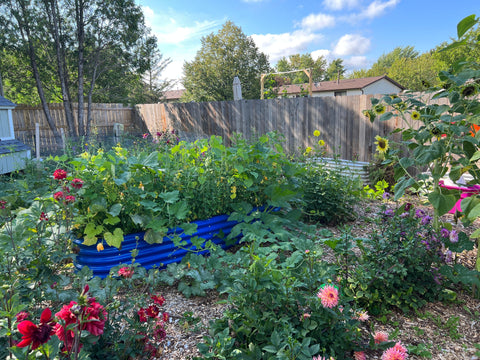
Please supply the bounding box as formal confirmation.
[276,53,327,83]
[361,180,389,200]
[68,132,300,248]
[196,223,365,360]
[299,164,362,225]
[330,203,478,315]
[324,59,346,81]
[182,21,270,101]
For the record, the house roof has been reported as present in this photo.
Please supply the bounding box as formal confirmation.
[0,139,30,155]
[0,95,16,108]
[277,75,405,95]
[163,89,186,101]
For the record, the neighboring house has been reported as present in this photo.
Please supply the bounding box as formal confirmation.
[276,75,405,98]
[0,95,31,174]
[163,89,186,103]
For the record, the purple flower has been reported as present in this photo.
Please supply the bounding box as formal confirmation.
[441,228,450,238]
[449,230,458,243]
[421,215,432,225]
[383,209,394,217]
[382,192,391,200]
[415,209,426,218]
[444,250,453,263]
[421,240,430,250]
[404,203,412,211]
[399,212,409,218]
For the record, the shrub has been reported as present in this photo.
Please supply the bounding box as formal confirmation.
[330,203,477,315]
[299,164,362,225]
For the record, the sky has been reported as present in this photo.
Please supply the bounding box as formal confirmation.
[135,0,480,88]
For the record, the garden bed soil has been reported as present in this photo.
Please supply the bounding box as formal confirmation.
[146,198,480,360]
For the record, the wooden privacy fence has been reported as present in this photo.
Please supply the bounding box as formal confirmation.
[12,103,146,155]
[136,94,430,162]
[13,94,446,161]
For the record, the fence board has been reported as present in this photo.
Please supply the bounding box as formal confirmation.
[13,95,456,161]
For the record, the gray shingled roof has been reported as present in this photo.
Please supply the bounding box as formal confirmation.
[0,96,16,108]
[0,140,30,155]
[277,75,405,95]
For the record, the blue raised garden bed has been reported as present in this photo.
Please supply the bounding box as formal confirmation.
[73,213,241,278]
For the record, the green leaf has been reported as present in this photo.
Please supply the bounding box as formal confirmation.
[428,191,457,217]
[103,214,120,226]
[144,229,165,244]
[104,228,124,248]
[83,223,104,245]
[378,112,393,122]
[457,14,477,38]
[160,190,180,204]
[470,150,480,162]
[394,177,416,200]
[170,200,189,220]
[108,203,123,217]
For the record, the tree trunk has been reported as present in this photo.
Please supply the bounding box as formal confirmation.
[43,0,78,138]
[75,0,85,137]
[16,1,62,147]
[86,58,99,138]
[0,70,4,97]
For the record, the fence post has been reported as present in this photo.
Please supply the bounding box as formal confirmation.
[35,123,40,161]
[60,128,66,153]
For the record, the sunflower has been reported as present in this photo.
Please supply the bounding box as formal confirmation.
[375,135,389,154]
[313,130,321,137]
[411,111,421,120]
[374,104,386,115]
[318,139,325,146]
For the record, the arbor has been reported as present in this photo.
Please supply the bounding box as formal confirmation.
[182,21,270,102]
[0,0,168,141]
[324,59,346,81]
[276,53,326,83]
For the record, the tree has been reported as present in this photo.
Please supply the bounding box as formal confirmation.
[367,46,419,77]
[182,21,270,102]
[0,0,168,142]
[276,53,326,83]
[387,53,446,91]
[324,59,346,81]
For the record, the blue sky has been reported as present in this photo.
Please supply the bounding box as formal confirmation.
[136,0,479,87]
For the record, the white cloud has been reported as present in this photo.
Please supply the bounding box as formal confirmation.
[359,0,400,19]
[155,20,223,45]
[344,55,370,68]
[300,13,335,31]
[323,0,360,11]
[251,30,323,63]
[333,34,371,56]
[311,49,331,61]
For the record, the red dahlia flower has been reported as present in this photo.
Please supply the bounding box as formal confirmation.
[53,169,67,180]
[53,191,64,201]
[17,308,55,350]
[151,294,165,306]
[71,178,84,189]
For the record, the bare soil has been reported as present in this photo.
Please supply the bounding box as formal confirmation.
[151,198,480,360]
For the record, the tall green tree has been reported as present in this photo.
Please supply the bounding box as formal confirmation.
[182,21,270,101]
[275,53,326,83]
[324,58,346,81]
[388,52,446,91]
[0,0,168,140]
[367,46,419,77]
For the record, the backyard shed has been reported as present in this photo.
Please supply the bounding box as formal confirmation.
[0,95,31,174]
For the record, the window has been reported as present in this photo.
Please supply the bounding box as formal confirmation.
[0,109,14,140]
[334,91,347,96]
